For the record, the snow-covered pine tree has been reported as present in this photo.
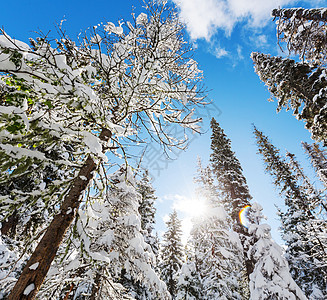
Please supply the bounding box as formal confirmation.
[37,166,169,300]
[160,210,184,299]
[272,8,327,66]
[177,158,246,300]
[251,52,327,145]
[247,203,307,300]
[209,118,254,279]
[252,7,327,145]
[138,170,159,261]
[286,151,327,214]
[210,118,252,221]
[119,170,160,299]
[176,259,202,300]
[0,0,206,297]
[254,127,327,299]
[303,142,327,188]
[186,212,245,300]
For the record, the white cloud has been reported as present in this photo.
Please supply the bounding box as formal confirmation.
[237,45,244,60]
[214,46,229,59]
[251,34,269,48]
[172,0,297,40]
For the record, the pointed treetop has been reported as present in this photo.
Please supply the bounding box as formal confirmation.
[210,117,252,222]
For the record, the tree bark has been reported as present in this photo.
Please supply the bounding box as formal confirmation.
[8,128,112,300]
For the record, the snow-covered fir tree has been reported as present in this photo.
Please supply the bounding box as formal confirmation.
[252,8,327,145]
[251,52,327,145]
[272,8,327,66]
[119,170,160,299]
[209,118,254,280]
[286,151,327,215]
[33,166,169,299]
[160,210,184,299]
[184,212,245,300]
[209,118,252,221]
[176,258,202,300]
[137,170,159,261]
[177,159,247,300]
[254,127,327,299]
[247,203,307,300]
[303,142,327,188]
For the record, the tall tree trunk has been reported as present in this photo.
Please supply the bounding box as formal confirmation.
[8,129,112,300]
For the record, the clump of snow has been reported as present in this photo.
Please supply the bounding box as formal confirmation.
[136,13,148,25]
[23,283,35,296]
[29,262,39,270]
[82,131,107,161]
[103,22,123,35]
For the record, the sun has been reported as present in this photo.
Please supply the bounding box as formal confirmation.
[171,194,209,244]
[186,196,208,218]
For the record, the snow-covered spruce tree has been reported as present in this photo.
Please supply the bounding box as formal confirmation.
[137,170,159,261]
[210,118,252,220]
[177,159,246,300]
[37,166,168,300]
[119,170,160,299]
[247,203,307,300]
[185,212,245,300]
[160,210,184,299]
[176,259,202,300]
[0,0,206,297]
[251,52,327,145]
[303,142,327,188]
[286,151,327,214]
[209,118,254,279]
[254,127,327,298]
[272,8,327,66]
[252,7,327,145]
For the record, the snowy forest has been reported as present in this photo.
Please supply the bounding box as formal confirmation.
[0,1,326,299]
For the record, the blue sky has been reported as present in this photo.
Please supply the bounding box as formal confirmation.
[1,0,323,244]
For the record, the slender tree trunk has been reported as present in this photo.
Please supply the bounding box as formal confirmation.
[8,129,112,300]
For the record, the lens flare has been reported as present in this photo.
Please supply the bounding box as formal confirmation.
[239,205,251,228]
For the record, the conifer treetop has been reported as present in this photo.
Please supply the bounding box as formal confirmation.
[160,209,184,299]
[209,117,252,221]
